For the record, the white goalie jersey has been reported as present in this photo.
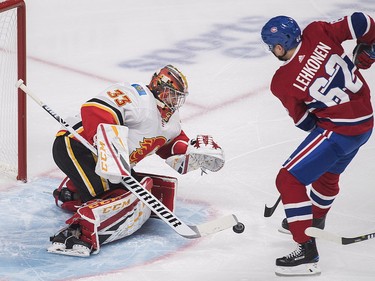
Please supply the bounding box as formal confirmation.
[50,80,226,257]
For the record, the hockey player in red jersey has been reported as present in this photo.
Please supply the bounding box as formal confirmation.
[261,12,375,275]
[49,65,225,256]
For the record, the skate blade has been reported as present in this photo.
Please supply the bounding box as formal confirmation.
[278,227,291,235]
[47,242,66,252]
[275,262,321,276]
[47,243,91,257]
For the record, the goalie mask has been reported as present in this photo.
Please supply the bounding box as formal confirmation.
[149,65,189,114]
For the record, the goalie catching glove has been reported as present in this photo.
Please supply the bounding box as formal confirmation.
[166,135,225,174]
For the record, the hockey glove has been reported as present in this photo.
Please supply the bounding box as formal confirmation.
[166,135,225,174]
[353,43,375,69]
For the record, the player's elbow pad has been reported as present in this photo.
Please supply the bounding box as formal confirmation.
[351,12,370,39]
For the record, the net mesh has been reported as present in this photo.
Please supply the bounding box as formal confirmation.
[0,7,18,178]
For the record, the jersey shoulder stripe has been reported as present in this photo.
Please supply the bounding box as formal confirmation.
[82,98,124,125]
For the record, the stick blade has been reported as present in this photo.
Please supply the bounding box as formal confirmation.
[263,204,273,217]
[187,214,239,238]
[264,196,281,217]
[305,227,342,244]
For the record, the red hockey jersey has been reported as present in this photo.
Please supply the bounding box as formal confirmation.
[271,13,375,136]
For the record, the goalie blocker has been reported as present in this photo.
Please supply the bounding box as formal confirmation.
[49,172,177,257]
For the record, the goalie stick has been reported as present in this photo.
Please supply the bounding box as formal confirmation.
[305,227,375,245]
[16,79,242,239]
[264,196,281,217]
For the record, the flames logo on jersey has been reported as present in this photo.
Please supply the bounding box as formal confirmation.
[130,136,167,164]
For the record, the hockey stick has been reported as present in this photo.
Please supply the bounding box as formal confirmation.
[15,80,97,155]
[16,79,242,238]
[264,196,281,217]
[305,227,375,245]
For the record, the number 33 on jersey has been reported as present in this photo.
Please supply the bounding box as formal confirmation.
[80,82,185,166]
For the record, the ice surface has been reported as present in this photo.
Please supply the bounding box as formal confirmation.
[1,0,375,280]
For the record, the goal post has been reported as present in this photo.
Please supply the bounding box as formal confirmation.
[0,0,27,182]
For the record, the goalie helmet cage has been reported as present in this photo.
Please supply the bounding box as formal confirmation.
[0,0,27,182]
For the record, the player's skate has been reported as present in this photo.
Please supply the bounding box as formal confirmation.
[275,238,321,276]
[279,216,326,234]
[48,225,92,257]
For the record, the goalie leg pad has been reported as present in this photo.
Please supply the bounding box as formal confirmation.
[136,172,177,212]
[61,177,153,254]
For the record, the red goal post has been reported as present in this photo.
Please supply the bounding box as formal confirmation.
[0,0,27,182]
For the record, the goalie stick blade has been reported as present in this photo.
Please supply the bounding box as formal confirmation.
[306,227,375,245]
[121,176,239,239]
[187,214,239,238]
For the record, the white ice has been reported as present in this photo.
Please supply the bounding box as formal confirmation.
[1,0,375,280]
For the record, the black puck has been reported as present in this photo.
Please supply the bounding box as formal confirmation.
[233,222,245,233]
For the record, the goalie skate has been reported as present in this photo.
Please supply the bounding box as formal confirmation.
[48,242,91,257]
[47,226,92,257]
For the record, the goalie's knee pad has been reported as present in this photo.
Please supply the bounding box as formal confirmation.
[54,177,133,213]
[54,177,82,212]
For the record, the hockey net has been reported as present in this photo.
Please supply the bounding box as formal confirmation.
[0,0,26,182]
